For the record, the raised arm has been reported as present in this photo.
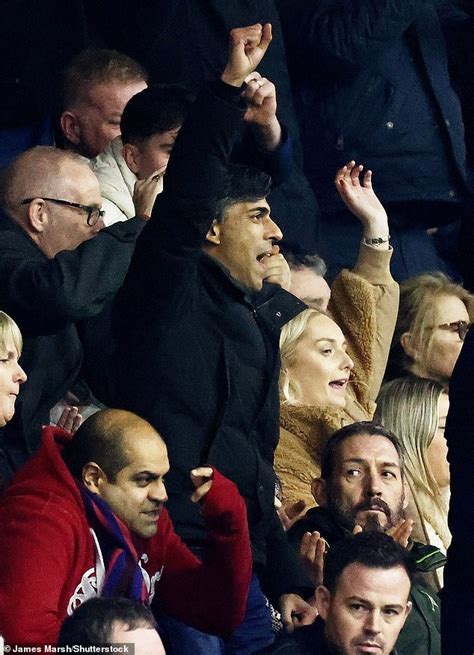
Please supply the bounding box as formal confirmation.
[329,162,399,410]
[155,469,252,636]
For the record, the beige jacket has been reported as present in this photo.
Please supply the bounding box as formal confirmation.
[275,244,399,508]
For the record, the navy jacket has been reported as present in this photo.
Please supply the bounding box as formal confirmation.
[112,82,311,602]
[277,0,470,213]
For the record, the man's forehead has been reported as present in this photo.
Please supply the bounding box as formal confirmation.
[86,80,146,112]
[122,431,169,468]
[338,434,400,465]
[336,563,411,604]
[62,162,102,201]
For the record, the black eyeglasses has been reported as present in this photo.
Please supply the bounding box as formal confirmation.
[21,197,105,226]
[434,320,472,342]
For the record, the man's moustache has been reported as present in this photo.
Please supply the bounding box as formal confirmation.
[355,499,391,516]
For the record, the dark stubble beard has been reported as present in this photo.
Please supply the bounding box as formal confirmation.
[326,485,406,533]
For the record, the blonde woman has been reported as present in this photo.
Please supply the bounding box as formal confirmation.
[376,376,450,589]
[275,162,399,510]
[388,273,474,383]
[0,311,27,427]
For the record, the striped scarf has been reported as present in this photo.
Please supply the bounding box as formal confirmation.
[79,484,149,602]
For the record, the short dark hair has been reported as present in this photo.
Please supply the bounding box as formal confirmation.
[280,240,327,277]
[62,409,156,482]
[215,164,272,222]
[58,597,156,645]
[323,531,414,593]
[121,85,194,145]
[61,48,147,110]
[320,421,405,481]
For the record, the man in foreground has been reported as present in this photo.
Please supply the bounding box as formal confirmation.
[0,409,252,644]
[59,598,166,655]
[270,532,413,654]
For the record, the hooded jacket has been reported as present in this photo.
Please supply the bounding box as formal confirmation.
[0,426,252,645]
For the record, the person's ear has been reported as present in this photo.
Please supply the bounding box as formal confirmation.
[205,219,221,245]
[402,478,411,510]
[405,600,413,620]
[82,462,107,494]
[400,332,418,359]
[315,585,331,620]
[123,143,141,176]
[27,199,49,233]
[60,111,81,146]
[312,477,327,506]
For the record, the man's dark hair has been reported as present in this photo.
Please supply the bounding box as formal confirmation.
[280,240,327,277]
[215,164,272,222]
[58,597,156,645]
[323,531,414,593]
[61,48,147,110]
[121,85,194,145]
[62,409,157,482]
[320,421,405,481]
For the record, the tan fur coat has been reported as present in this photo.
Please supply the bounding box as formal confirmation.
[275,245,399,508]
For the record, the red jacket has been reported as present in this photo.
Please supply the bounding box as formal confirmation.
[0,427,252,644]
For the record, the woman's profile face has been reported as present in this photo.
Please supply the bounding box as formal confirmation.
[423,295,470,381]
[427,392,450,489]
[0,336,27,427]
[285,314,354,408]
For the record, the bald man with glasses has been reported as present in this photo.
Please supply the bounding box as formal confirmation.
[0,146,153,482]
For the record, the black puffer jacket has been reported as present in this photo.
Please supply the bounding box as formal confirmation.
[112,82,311,603]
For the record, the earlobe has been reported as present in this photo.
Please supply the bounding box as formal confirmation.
[205,219,221,245]
[312,477,327,506]
[123,143,140,175]
[60,111,81,145]
[82,462,105,494]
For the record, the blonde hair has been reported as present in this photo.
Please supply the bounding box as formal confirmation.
[376,376,450,548]
[0,311,22,355]
[390,272,474,379]
[279,307,328,405]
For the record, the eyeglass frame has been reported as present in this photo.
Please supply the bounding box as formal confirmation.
[429,320,472,342]
[21,197,105,227]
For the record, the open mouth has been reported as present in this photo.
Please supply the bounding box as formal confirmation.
[256,251,272,264]
[329,378,349,391]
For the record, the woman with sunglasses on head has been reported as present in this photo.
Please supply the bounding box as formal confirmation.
[387,273,474,383]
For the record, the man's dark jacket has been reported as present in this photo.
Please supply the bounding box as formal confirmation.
[442,327,474,653]
[0,215,145,479]
[288,508,441,655]
[112,81,310,602]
